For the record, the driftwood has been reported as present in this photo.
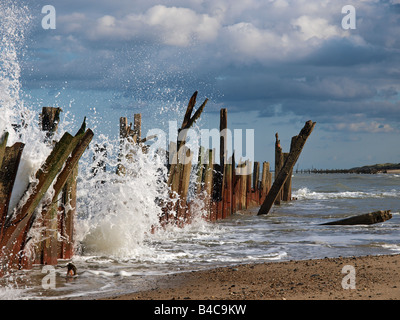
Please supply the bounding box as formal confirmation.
[321,210,392,226]
[258,120,316,215]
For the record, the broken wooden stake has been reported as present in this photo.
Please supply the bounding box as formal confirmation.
[0,119,92,274]
[40,107,62,142]
[321,210,392,226]
[258,120,316,216]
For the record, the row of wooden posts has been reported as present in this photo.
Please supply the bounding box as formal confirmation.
[0,91,315,276]
[116,91,314,226]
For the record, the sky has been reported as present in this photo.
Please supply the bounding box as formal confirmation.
[4,0,400,169]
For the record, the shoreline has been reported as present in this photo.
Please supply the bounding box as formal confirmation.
[101,253,400,300]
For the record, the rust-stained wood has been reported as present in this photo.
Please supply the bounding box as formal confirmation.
[38,128,93,263]
[260,162,269,203]
[0,120,91,273]
[59,164,79,259]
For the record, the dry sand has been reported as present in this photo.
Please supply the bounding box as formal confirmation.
[386,169,400,174]
[103,254,400,300]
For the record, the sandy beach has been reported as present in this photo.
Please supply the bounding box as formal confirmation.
[102,254,400,300]
[386,169,400,174]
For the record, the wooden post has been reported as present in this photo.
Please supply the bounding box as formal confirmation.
[258,120,316,215]
[37,107,63,265]
[1,132,74,272]
[253,162,260,192]
[232,153,238,213]
[0,121,92,273]
[274,133,283,205]
[40,126,93,264]
[40,107,62,142]
[224,162,233,217]
[176,147,192,226]
[177,91,208,151]
[0,132,9,168]
[117,117,128,175]
[260,162,269,204]
[217,108,228,203]
[282,152,292,201]
[237,161,247,210]
[0,141,24,238]
[253,161,260,204]
[165,92,208,224]
[59,164,78,260]
[134,114,141,139]
[203,149,214,220]
[246,160,252,209]
[196,146,205,195]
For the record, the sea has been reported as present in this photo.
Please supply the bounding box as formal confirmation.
[0,1,399,300]
[0,172,399,300]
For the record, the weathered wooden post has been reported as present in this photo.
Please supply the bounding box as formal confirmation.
[217,108,228,203]
[0,120,93,274]
[59,165,78,260]
[258,120,316,216]
[282,152,292,201]
[237,161,247,210]
[253,161,260,205]
[134,113,141,141]
[165,92,208,225]
[260,162,270,204]
[36,107,63,265]
[274,133,283,205]
[196,146,205,195]
[176,146,193,226]
[224,162,233,217]
[203,149,214,220]
[0,134,24,239]
[40,107,62,142]
[246,160,252,209]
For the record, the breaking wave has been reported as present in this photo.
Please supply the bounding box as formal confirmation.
[293,187,400,200]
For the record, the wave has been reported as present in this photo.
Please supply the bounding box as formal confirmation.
[293,187,400,200]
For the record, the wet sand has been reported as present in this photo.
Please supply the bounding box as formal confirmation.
[102,254,400,300]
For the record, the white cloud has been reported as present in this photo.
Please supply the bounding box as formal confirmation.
[291,15,343,41]
[85,5,221,46]
[331,121,396,133]
[144,5,220,46]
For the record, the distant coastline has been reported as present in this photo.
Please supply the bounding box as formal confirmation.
[297,163,400,174]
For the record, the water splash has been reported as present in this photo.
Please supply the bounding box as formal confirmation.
[75,139,173,258]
